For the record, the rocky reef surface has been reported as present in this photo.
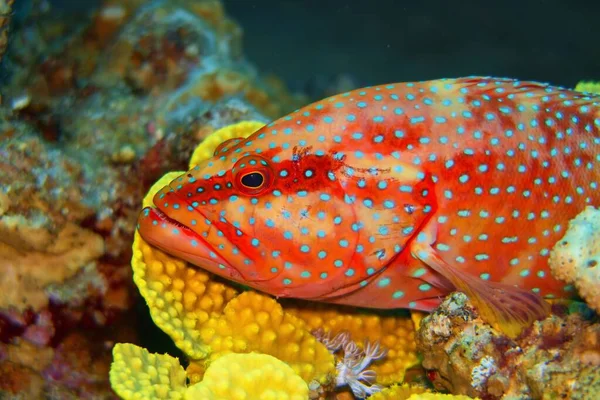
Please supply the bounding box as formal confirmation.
[416,293,599,399]
[0,0,303,397]
[413,207,600,400]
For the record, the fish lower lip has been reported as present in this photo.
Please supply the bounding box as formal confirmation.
[139,206,205,248]
[137,206,238,278]
[153,208,188,229]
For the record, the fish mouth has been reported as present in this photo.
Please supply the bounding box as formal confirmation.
[137,193,242,281]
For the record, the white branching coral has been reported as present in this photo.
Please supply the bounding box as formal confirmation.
[471,355,497,390]
[312,328,350,352]
[313,329,388,398]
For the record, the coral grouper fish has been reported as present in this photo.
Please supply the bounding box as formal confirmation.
[138,77,600,338]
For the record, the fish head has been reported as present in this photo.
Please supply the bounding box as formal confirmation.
[138,109,437,300]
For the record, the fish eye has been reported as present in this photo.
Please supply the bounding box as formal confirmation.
[240,172,265,188]
[233,155,273,195]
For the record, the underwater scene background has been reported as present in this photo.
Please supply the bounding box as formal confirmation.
[0,0,600,399]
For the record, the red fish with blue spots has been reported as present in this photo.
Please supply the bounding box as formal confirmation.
[138,77,600,338]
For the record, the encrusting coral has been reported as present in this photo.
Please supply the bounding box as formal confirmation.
[549,206,600,314]
[574,81,600,95]
[0,220,105,312]
[1,0,306,396]
[111,121,423,399]
[185,352,309,400]
[110,343,309,400]
[416,292,600,399]
[110,343,187,399]
[363,383,479,400]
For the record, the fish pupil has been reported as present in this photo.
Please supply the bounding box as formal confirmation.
[241,172,264,188]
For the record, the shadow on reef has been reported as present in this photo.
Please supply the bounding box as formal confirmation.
[133,294,185,364]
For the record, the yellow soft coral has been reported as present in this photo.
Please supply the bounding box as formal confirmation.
[369,384,480,400]
[575,81,600,95]
[407,394,478,400]
[188,120,265,168]
[549,206,600,313]
[371,383,478,400]
[369,383,430,400]
[199,291,335,384]
[411,311,427,331]
[286,303,419,385]
[185,352,308,400]
[110,343,187,400]
[110,344,308,400]
[132,228,238,359]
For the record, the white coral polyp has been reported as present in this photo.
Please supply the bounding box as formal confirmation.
[335,338,387,398]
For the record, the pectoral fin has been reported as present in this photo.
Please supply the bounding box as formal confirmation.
[412,242,551,338]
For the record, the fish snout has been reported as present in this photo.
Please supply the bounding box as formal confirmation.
[136,206,242,281]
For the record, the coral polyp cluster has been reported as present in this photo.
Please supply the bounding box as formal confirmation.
[416,292,600,399]
[333,334,388,397]
[110,344,309,400]
[549,206,600,313]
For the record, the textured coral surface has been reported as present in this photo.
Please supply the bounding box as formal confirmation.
[111,344,310,400]
[417,293,600,399]
[0,0,302,398]
[550,206,600,313]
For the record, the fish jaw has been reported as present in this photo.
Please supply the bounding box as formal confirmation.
[137,200,242,282]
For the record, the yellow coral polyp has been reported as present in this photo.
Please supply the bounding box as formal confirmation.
[200,291,336,384]
[110,343,187,400]
[369,383,430,400]
[185,352,309,400]
[407,394,478,400]
[411,311,427,331]
[110,344,309,400]
[132,232,238,359]
[575,81,600,95]
[188,120,265,168]
[370,383,479,400]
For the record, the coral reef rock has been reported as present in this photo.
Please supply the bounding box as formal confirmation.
[0,0,12,67]
[0,0,302,398]
[550,206,600,314]
[416,292,600,399]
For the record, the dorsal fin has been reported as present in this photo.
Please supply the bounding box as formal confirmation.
[214,137,244,156]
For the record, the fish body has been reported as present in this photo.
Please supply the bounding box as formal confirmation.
[138,77,600,336]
